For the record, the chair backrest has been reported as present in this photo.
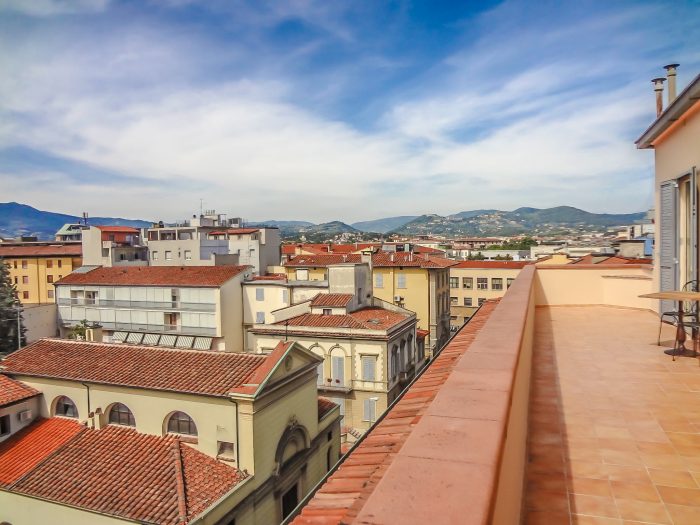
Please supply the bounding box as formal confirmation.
[682,280,699,313]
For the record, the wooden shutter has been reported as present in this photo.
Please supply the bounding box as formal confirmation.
[691,167,698,284]
[332,355,344,385]
[659,181,679,313]
[362,356,375,381]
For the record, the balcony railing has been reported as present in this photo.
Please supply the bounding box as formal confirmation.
[61,320,217,336]
[57,298,216,312]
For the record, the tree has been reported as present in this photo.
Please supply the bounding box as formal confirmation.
[70,319,90,340]
[0,259,26,353]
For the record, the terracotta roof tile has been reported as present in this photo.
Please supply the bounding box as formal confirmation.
[1,339,269,397]
[284,252,456,269]
[0,244,82,258]
[56,265,250,287]
[310,293,354,308]
[451,260,531,269]
[290,301,498,524]
[318,397,338,420]
[0,374,40,407]
[0,418,84,486]
[3,420,247,525]
[274,308,410,332]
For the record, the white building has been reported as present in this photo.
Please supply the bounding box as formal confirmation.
[81,225,148,267]
[55,265,252,351]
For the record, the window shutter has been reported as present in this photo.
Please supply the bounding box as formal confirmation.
[332,355,344,385]
[659,181,679,313]
[362,356,375,381]
[317,361,324,385]
[397,274,406,289]
[375,273,383,288]
[255,312,265,324]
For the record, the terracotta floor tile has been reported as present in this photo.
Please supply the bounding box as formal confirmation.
[606,466,651,485]
[614,499,671,524]
[571,516,622,525]
[609,481,660,502]
[656,485,700,507]
[524,510,571,525]
[636,442,677,456]
[569,494,619,519]
[648,468,698,489]
[639,453,688,470]
[602,450,644,467]
[528,472,568,493]
[569,461,609,480]
[568,478,613,498]
[527,489,571,512]
[665,503,700,525]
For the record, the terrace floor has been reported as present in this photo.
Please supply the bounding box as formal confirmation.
[526,306,700,525]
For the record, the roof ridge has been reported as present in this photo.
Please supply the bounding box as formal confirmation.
[6,419,86,491]
[171,438,189,523]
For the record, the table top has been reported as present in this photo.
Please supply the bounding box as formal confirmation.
[639,291,700,300]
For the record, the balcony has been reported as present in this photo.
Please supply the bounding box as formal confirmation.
[289,262,700,525]
[57,298,216,312]
[61,320,217,336]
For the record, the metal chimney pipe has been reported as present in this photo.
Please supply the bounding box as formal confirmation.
[652,77,666,117]
[664,64,679,104]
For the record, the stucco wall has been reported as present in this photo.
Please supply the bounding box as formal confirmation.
[22,303,58,342]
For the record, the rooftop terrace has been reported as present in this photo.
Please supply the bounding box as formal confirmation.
[287,262,700,524]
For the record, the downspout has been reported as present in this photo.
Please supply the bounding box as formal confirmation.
[81,382,91,415]
[227,398,241,474]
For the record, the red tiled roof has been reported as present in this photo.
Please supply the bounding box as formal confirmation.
[275,308,410,332]
[95,225,140,233]
[416,329,429,340]
[318,397,338,420]
[284,252,457,269]
[310,293,353,308]
[291,301,498,524]
[56,265,250,287]
[451,260,531,269]
[0,244,82,258]
[1,339,269,397]
[1,420,247,525]
[0,375,40,407]
[0,418,83,486]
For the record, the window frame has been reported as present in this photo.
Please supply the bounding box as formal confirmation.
[55,396,78,418]
[476,278,488,290]
[167,411,198,436]
[492,278,503,291]
[108,403,136,427]
[463,277,473,289]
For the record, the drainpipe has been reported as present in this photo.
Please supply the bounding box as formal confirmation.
[227,398,241,472]
[82,382,91,417]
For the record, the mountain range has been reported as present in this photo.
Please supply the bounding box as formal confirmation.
[0,202,647,241]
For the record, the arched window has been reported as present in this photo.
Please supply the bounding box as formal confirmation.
[54,396,78,418]
[108,403,135,427]
[167,411,198,436]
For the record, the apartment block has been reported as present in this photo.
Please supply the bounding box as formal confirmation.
[283,251,455,353]
[0,243,82,304]
[248,292,421,438]
[448,260,530,326]
[81,225,148,267]
[55,265,252,351]
[0,338,341,524]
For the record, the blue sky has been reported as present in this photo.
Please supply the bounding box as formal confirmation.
[1,0,699,223]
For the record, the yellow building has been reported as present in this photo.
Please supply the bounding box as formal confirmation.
[283,251,455,353]
[448,261,530,326]
[0,337,341,524]
[0,243,82,304]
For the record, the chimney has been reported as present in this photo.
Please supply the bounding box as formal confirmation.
[664,63,679,104]
[85,325,103,343]
[652,77,666,117]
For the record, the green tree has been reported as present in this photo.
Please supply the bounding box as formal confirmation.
[70,319,90,340]
[0,259,26,353]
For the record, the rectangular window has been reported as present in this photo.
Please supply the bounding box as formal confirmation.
[463,277,473,289]
[255,312,265,324]
[13,261,17,269]
[21,260,27,269]
[478,298,486,306]
[255,288,264,301]
[449,277,459,288]
[397,273,407,289]
[46,260,53,268]
[48,290,54,299]
[375,273,383,288]
[102,248,109,257]
[13,277,17,284]
[361,356,376,381]
[57,260,62,268]
[322,308,332,315]
[363,398,377,422]
[47,275,53,283]
[184,250,192,261]
[282,289,289,303]
[165,251,172,261]
[477,278,488,290]
[0,414,9,436]
[152,251,159,260]
[464,297,472,307]
[296,269,309,280]
[450,296,458,305]
[22,291,29,300]
[507,278,515,289]
[22,276,29,284]
[492,278,503,291]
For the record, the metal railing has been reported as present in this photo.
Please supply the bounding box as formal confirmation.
[57,298,216,312]
[61,320,217,336]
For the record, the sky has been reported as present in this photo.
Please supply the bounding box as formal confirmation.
[1,0,699,224]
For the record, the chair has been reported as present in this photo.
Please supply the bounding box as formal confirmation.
[658,280,699,345]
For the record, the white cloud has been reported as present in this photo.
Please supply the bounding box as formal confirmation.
[0,0,108,16]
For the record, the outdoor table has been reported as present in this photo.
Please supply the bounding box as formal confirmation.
[640,291,700,358]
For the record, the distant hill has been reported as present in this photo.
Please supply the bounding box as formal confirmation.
[351,216,418,233]
[392,206,646,236]
[0,202,151,240]
[249,220,315,229]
